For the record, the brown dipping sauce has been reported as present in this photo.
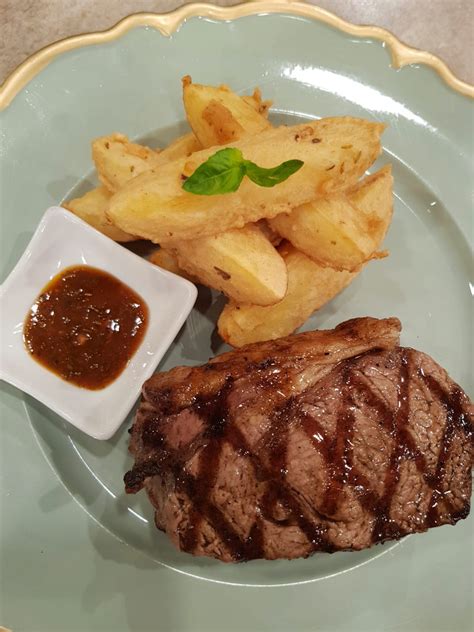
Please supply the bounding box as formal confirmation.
[23,265,149,390]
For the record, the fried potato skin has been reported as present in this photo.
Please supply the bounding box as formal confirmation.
[347,165,393,246]
[174,79,286,305]
[148,248,197,283]
[182,77,270,146]
[270,166,393,271]
[172,224,288,305]
[63,186,137,242]
[256,219,283,247]
[92,133,165,193]
[77,132,201,239]
[217,242,360,347]
[241,88,272,118]
[156,132,202,163]
[71,128,196,239]
[108,118,385,243]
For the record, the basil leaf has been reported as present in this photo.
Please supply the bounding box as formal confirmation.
[243,159,304,188]
[182,147,246,195]
[182,147,304,195]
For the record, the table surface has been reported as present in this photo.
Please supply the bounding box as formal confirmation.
[1,0,473,86]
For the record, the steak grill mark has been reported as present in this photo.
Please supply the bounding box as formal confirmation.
[420,374,473,527]
[126,348,472,560]
[178,394,334,560]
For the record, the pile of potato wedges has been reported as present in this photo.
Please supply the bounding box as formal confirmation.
[64,77,393,347]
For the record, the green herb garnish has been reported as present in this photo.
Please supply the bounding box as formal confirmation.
[182,148,304,196]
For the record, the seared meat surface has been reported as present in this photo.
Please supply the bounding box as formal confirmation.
[125,317,473,562]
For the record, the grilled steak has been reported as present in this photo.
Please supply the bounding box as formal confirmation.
[124,317,473,562]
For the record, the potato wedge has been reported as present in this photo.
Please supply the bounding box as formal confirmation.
[218,242,360,347]
[269,166,393,270]
[347,165,393,245]
[241,88,272,118]
[172,224,287,305]
[175,80,282,305]
[148,248,197,282]
[108,118,385,243]
[93,131,201,193]
[256,219,282,247]
[92,133,165,193]
[63,186,136,242]
[182,76,270,146]
[156,132,202,163]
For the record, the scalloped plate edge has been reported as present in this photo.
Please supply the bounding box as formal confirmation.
[1,0,473,110]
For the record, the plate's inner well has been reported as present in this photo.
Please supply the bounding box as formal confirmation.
[28,113,472,587]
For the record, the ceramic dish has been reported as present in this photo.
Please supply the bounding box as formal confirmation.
[0,206,197,439]
[0,2,472,631]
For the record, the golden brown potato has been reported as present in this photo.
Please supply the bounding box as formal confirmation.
[218,242,360,347]
[269,166,393,271]
[92,133,165,193]
[156,132,202,163]
[175,79,283,305]
[108,118,385,243]
[93,131,201,194]
[241,88,272,118]
[172,224,287,305]
[63,186,136,242]
[182,76,270,146]
[255,219,283,247]
[148,248,197,282]
[347,165,393,246]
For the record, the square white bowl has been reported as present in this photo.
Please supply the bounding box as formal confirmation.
[0,206,197,439]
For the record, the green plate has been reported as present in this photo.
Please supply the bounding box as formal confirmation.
[1,3,472,630]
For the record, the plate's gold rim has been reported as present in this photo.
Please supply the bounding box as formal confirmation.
[1,0,473,110]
